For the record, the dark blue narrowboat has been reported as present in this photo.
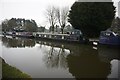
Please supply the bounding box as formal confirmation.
[99,31,120,45]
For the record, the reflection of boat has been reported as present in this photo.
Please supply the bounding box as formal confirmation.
[2,36,35,48]
[99,31,120,45]
[98,45,120,62]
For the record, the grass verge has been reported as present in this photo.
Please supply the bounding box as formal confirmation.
[1,58,31,79]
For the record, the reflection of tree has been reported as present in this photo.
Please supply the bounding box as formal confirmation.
[41,41,112,79]
[2,37,20,47]
[2,37,35,48]
[43,45,69,69]
[36,41,43,48]
[24,39,35,47]
[2,37,10,47]
[59,48,68,68]
[67,45,111,79]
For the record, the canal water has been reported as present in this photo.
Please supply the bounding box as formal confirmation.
[0,36,120,79]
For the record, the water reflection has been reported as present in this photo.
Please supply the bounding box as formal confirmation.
[2,36,35,48]
[43,46,68,69]
[67,45,111,79]
[98,45,120,62]
[1,36,120,79]
[98,45,120,79]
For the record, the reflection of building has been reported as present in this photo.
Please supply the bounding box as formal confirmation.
[77,0,112,2]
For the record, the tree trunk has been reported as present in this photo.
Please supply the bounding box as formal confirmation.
[61,28,63,34]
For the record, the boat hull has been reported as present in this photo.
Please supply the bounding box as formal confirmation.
[99,32,120,45]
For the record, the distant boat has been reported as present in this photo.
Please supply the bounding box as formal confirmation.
[99,31,120,45]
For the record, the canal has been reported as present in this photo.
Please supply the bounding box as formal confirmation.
[0,36,120,79]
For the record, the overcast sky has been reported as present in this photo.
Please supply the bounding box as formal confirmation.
[0,0,120,27]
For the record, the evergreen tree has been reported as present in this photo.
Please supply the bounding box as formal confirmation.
[68,2,115,38]
[110,17,120,35]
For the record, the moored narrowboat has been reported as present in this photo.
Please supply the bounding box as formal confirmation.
[35,29,88,43]
[15,32,34,38]
[99,31,120,45]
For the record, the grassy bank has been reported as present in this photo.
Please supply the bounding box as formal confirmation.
[1,58,31,79]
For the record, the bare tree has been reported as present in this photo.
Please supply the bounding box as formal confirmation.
[46,6,57,33]
[56,7,69,34]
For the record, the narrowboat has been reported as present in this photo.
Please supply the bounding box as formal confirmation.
[4,31,34,38]
[99,31,120,45]
[35,29,88,43]
[15,32,34,38]
[3,28,34,38]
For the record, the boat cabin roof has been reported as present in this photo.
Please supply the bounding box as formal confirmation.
[101,31,119,36]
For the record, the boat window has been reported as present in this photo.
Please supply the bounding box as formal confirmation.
[106,33,111,36]
[72,32,74,34]
[39,35,41,37]
[44,35,46,37]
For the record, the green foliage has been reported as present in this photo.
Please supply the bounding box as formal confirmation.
[110,17,120,35]
[2,61,31,78]
[111,17,120,28]
[49,26,54,32]
[38,26,45,32]
[2,18,38,32]
[24,19,38,32]
[68,2,115,38]
[2,19,9,31]
[7,18,17,31]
